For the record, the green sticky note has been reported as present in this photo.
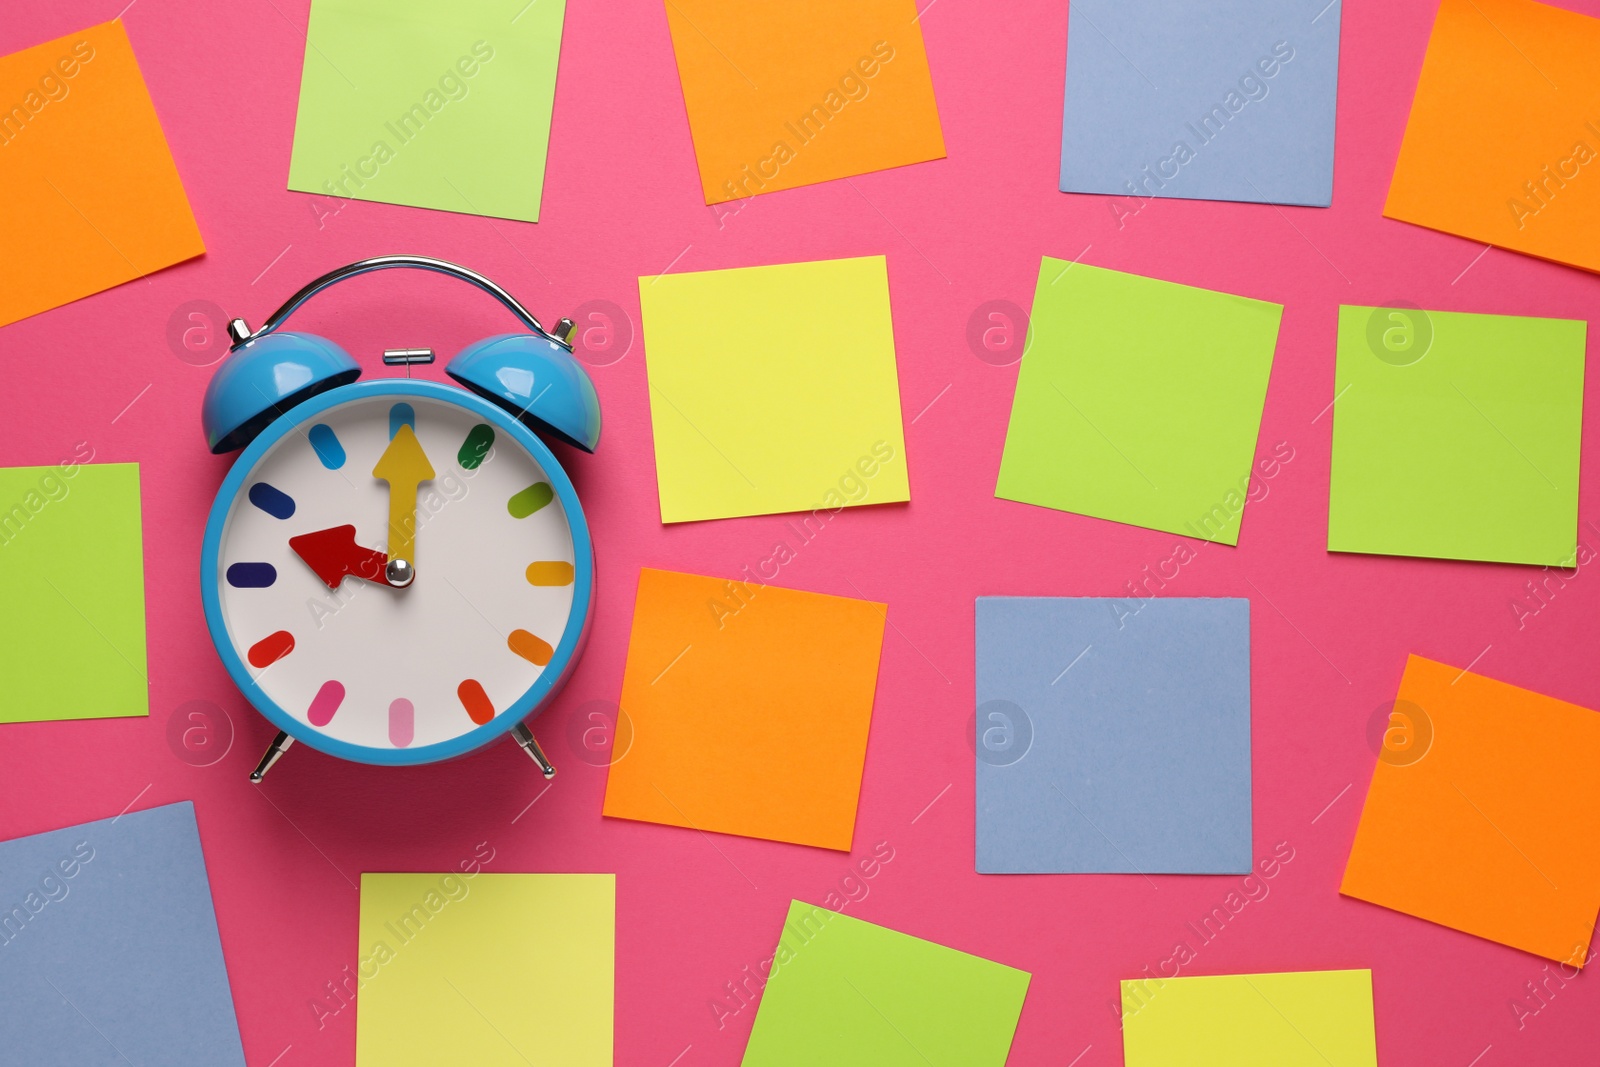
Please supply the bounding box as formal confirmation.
[639,256,910,523]
[1122,969,1377,1066]
[356,873,613,1066]
[1330,306,1585,566]
[0,462,147,723]
[287,0,566,222]
[996,261,1282,545]
[741,901,1029,1066]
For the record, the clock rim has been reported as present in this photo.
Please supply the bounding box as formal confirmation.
[200,378,595,767]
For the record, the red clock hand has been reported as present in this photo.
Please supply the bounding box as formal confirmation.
[288,525,389,590]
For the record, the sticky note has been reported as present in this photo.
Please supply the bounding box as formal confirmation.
[662,0,944,204]
[0,20,203,328]
[1122,969,1376,1066]
[603,569,885,851]
[288,0,566,222]
[1060,0,1342,207]
[0,803,246,1065]
[996,261,1281,544]
[1329,306,1584,566]
[1342,655,1600,966]
[639,256,910,523]
[1385,0,1600,273]
[976,597,1251,875]
[0,462,147,723]
[742,900,1030,1066]
[356,873,614,1066]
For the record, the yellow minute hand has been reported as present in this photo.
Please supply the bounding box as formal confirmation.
[372,423,435,587]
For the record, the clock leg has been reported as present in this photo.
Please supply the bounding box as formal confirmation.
[511,723,556,779]
[249,730,295,783]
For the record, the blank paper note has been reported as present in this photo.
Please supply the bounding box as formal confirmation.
[1385,0,1600,273]
[1122,969,1377,1067]
[976,597,1252,875]
[603,568,885,851]
[0,20,203,327]
[288,0,567,222]
[742,900,1030,1066]
[996,260,1281,545]
[1328,305,1584,566]
[639,256,910,523]
[0,802,246,1065]
[356,873,614,1066]
[1342,655,1600,966]
[1060,0,1343,207]
[663,0,945,203]
[0,462,148,723]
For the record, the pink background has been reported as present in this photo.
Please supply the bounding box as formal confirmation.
[4,0,1599,1064]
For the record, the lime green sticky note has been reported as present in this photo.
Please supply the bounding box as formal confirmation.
[1330,306,1585,566]
[356,873,613,1066]
[0,462,147,723]
[287,0,566,222]
[639,256,910,523]
[996,261,1282,545]
[1122,969,1377,1066]
[741,901,1029,1066]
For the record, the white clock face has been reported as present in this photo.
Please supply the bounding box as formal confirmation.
[212,390,580,754]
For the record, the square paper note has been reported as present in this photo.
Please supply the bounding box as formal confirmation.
[1122,969,1376,1067]
[663,0,945,204]
[288,0,567,222]
[1385,0,1600,273]
[1342,655,1600,966]
[0,462,147,723]
[640,256,910,523]
[356,873,614,1066]
[996,261,1281,544]
[0,803,246,1065]
[603,568,885,851]
[1061,0,1343,206]
[742,901,1030,1066]
[977,597,1251,874]
[0,20,203,328]
[1329,306,1584,566]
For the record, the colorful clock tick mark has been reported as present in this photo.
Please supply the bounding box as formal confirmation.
[308,680,345,727]
[525,561,575,586]
[247,630,295,668]
[248,482,295,519]
[459,424,494,470]
[307,423,346,469]
[226,562,277,588]
[508,482,553,519]
[389,698,415,747]
[389,403,416,439]
[508,628,554,666]
[457,679,494,725]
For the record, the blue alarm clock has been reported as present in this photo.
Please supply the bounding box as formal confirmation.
[199,256,598,782]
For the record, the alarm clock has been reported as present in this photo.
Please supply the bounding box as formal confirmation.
[199,256,598,782]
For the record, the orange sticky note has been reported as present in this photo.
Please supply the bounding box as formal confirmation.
[602,568,886,850]
[1342,655,1600,966]
[662,0,945,204]
[0,20,203,328]
[1384,0,1600,273]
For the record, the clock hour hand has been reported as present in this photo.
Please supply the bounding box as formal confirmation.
[372,423,435,588]
[288,525,389,590]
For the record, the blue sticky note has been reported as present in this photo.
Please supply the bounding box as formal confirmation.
[976,597,1251,874]
[0,802,247,1066]
[1060,0,1342,207]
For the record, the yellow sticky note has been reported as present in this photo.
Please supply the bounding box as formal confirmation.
[356,873,613,1066]
[0,20,204,327]
[638,256,910,523]
[1122,970,1377,1066]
